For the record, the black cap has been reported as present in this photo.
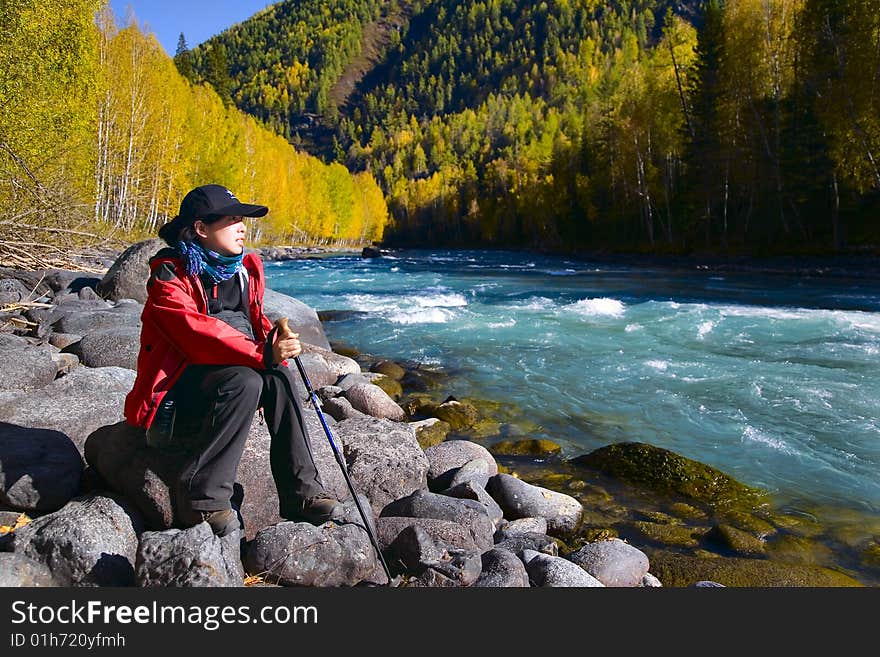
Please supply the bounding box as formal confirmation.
[158,184,268,244]
[179,184,268,221]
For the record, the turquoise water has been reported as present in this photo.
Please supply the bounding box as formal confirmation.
[266,249,880,520]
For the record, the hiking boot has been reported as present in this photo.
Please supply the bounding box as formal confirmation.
[198,509,241,537]
[284,497,344,525]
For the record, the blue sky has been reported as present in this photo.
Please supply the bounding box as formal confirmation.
[108,1,277,56]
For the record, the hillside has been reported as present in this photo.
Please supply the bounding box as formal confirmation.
[184,0,880,254]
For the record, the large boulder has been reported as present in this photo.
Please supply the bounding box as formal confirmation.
[571,442,768,511]
[135,524,244,587]
[96,238,165,303]
[85,409,348,541]
[5,493,143,586]
[0,423,83,513]
[332,416,429,515]
[0,366,135,454]
[486,473,583,536]
[387,525,482,587]
[243,520,377,587]
[262,288,331,350]
[0,334,58,392]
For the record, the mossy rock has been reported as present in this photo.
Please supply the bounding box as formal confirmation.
[400,394,437,417]
[669,503,709,522]
[370,360,406,380]
[717,510,777,538]
[370,374,403,401]
[860,541,880,569]
[627,521,703,548]
[647,552,864,587]
[413,419,451,449]
[634,510,681,525]
[765,534,834,566]
[468,419,502,439]
[400,367,445,392]
[706,524,766,556]
[566,480,587,492]
[576,527,619,545]
[767,511,824,537]
[489,439,562,457]
[571,442,768,511]
[327,341,360,359]
[413,398,479,430]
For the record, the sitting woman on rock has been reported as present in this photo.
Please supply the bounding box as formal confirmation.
[124,183,342,537]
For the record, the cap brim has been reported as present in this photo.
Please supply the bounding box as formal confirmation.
[209,202,269,218]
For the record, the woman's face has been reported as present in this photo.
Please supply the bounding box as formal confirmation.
[194,216,247,256]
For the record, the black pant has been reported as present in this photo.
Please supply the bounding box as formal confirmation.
[171,364,326,515]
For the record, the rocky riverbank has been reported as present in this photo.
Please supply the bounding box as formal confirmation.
[0,240,868,587]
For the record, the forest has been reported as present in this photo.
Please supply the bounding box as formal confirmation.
[0,0,389,270]
[183,0,880,254]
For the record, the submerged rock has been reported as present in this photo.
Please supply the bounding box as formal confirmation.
[571,442,768,511]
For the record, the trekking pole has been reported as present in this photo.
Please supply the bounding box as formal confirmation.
[275,318,394,585]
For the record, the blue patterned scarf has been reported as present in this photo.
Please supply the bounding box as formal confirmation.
[177,240,244,283]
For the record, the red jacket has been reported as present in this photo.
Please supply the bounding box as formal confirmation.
[124,249,274,429]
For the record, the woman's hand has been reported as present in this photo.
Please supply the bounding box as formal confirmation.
[272,328,302,364]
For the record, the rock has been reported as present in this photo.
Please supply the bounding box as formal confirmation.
[421,398,479,430]
[693,580,726,587]
[473,549,530,587]
[0,334,58,392]
[85,410,345,540]
[335,373,374,391]
[424,440,499,491]
[489,439,562,456]
[321,396,366,421]
[626,520,703,548]
[521,550,605,587]
[494,533,559,557]
[297,344,361,389]
[380,489,494,552]
[446,458,493,490]
[244,521,377,587]
[0,268,52,297]
[566,538,650,587]
[0,552,59,587]
[642,572,664,587]
[361,246,387,258]
[387,525,457,575]
[332,416,429,515]
[486,473,583,536]
[706,524,766,556]
[442,480,504,529]
[5,493,142,586]
[0,366,135,454]
[50,352,80,377]
[0,423,83,513]
[370,360,406,380]
[376,517,479,553]
[0,278,32,305]
[571,442,768,511]
[135,523,244,587]
[53,303,139,335]
[96,238,165,303]
[65,325,140,369]
[494,517,548,541]
[78,286,101,300]
[369,374,403,401]
[409,418,450,449]
[343,382,406,421]
[648,552,863,587]
[262,288,331,350]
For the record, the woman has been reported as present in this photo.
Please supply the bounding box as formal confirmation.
[124,184,341,537]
